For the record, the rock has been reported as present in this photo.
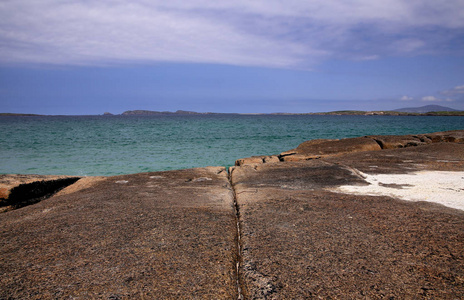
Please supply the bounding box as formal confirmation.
[0,167,238,299]
[235,156,266,166]
[263,155,280,163]
[1,131,464,298]
[368,130,464,149]
[235,155,280,166]
[0,174,80,211]
[280,137,381,161]
[232,141,464,299]
[368,135,427,149]
[425,130,464,143]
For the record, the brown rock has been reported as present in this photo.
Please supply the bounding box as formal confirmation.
[0,167,238,299]
[325,142,464,174]
[235,156,266,166]
[280,137,381,161]
[0,174,78,200]
[1,130,464,298]
[368,134,427,149]
[0,174,80,212]
[235,155,280,166]
[426,130,464,143]
[232,143,464,299]
[368,130,464,149]
[263,155,280,163]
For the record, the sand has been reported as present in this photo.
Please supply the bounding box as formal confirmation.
[332,171,464,211]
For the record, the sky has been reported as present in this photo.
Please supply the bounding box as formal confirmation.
[0,0,464,114]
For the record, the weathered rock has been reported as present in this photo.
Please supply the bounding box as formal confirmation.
[235,130,464,166]
[425,130,464,143]
[232,142,464,299]
[1,130,464,299]
[235,155,280,166]
[0,167,238,299]
[368,134,427,149]
[324,142,464,174]
[279,137,381,161]
[235,156,266,166]
[0,174,80,212]
[0,174,77,199]
[368,130,464,149]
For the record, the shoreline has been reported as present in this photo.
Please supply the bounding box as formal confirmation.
[1,129,464,298]
[2,129,463,211]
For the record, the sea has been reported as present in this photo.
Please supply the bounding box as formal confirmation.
[1,114,463,176]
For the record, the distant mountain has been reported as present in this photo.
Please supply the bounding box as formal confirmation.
[393,105,458,113]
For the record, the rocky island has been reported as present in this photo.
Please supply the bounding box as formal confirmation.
[1,130,463,299]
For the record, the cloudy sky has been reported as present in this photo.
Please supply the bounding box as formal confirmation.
[1,0,463,114]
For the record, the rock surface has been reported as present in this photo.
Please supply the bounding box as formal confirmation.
[0,175,80,212]
[1,130,464,299]
[231,141,464,299]
[0,167,238,299]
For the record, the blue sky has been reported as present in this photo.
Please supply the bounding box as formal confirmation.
[1,1,463,114]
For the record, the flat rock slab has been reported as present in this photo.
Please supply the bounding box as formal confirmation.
[231,142,464,299]
[0,167,238,299]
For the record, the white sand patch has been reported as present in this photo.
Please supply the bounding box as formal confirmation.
[332,171,464,211]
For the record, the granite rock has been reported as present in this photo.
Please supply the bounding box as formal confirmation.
[231,141,464,299]
[0,167,238,299]
[1,130,464,299]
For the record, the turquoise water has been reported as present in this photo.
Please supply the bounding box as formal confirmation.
[1,115,463,176]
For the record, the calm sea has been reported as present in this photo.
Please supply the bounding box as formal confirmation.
[1,115,463,176]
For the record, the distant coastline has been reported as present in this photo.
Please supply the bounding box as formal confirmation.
[2,111,464,117]
[2,105,464,117]
[0,113,43,117]
[305,110,464,116]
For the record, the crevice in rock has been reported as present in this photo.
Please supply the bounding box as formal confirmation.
[370,137,386,149]
[1,177,80,211]
[227,167,245,300]
[277,153,294,161]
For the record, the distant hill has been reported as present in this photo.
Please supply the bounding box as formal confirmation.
[393,105,458,113]
[0,113,42,116]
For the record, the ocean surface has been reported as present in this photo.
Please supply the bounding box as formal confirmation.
[1,114,463,176]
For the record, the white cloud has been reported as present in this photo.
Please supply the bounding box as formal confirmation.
[0,0,463,67]
[422,96,439,101]
[400,95,413,101]
[389,38,425,53]
[422,96,454,102]
[440,85,464,96]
